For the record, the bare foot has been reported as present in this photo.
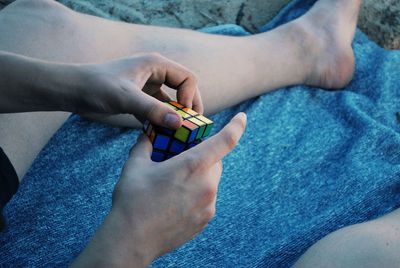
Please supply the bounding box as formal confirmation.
[292,0,361,89]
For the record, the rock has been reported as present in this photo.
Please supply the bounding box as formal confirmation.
[358,0,400,50]
[55,0,291,32]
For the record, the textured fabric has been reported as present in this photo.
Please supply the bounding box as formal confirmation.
[1,0,400,267]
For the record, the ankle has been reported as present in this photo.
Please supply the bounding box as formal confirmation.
[285,19,321,85]
[292,15,355,89]
[251,22,316,87]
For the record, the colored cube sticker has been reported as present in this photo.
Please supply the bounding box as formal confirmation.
[143,101,213,162]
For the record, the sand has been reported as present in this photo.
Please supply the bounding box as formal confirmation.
[0,0,398,49]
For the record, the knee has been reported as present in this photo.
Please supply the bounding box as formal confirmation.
[10,0,61,9]
[294,221,400,268]
[3,0,74,30]
[6,0,71,16]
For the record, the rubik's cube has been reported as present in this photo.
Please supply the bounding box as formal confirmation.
[143,101,213,162]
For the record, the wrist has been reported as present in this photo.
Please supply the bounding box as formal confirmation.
[36,62,84,113]
[0,51,78,112]
[72,207,155,268]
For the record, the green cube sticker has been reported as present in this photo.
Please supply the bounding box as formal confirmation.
[195,125,206,140]
[174,127,190,142]
[203,124,213,137]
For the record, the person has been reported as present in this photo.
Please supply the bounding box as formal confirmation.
[1,0,399,267]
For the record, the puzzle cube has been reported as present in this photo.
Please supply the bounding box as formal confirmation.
[142,101,213,162]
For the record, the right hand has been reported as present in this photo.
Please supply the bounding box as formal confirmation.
[111,113,247,266]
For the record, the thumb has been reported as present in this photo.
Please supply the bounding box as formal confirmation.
[125,87,182,129]
[144,96,182,129]
[126,134,153,163]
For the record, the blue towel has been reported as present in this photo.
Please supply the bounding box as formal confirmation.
[1,0,400,267]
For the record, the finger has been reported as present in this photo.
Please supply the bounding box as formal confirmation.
[175,74,197,109]
[126,134,153,163]
[122,81,182,129]
[143,84,173,102]
[192,88,204,114]
[152,88,173,102]
[145,54,199,109]
[162,60,198,109]
[142,83,163,96]
[177,113,247,171]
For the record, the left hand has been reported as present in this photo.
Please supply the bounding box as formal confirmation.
[71,53,203,129]
[0,51,202,130]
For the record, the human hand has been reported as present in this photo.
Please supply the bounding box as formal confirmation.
[73,53,202,129]
[115,112,246,264]
[0,51,200,129]
[72,113,246,267]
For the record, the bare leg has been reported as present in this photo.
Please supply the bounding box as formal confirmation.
[7,2,400,267]
[9,1,397,266]
[0,112,69,179]
[0,0,359,113]
[295,208,400,267]
[0,0,358,177]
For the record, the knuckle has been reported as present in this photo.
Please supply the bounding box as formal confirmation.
[136,53,163,69]
[185,155,205,173]
[191,73,199,85]
[145,102,160,121]
[183,71,198,89]
[142,53,167,76]
[146,52,163,62]
[217,160,223,171]
[224,129,239,150]
[186,70,197,82]
[202,185,217,203]
[203,207,216,221]
[149,52,162,58]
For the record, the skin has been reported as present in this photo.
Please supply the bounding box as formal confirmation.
[0,51,202,119]
[295,210,400,268]
[1,0,399,267]
[0,44,248,267]
[0,0,359,179]
[0,51,202,178]
[73,114,246,267]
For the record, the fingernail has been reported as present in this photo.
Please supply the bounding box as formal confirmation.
[163,113,180,128]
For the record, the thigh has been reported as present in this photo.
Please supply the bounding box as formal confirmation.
[0,0,167,179]
[0,1,80,179]
[0,0,147,180]
[0,0,164,177]
[0,0,136,63]
[0,0,161,179]
[294,208,400,268]
[0,0,259,177]
[0,112,69,179]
